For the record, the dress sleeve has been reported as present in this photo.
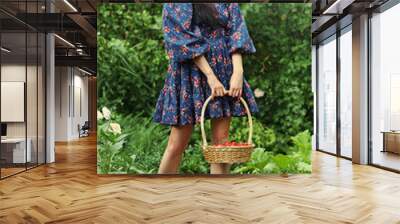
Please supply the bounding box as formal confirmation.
[226,3,256,55]
[162,3,210,63]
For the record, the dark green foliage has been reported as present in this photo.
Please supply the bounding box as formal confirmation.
[118,115,168,173]
[229,117,277,152]
[98,109,311,174]
[180,143,210,174]
[98,111,210,174]
[232,130,312,174]
[241,4,313,152]
[97,4,166,115]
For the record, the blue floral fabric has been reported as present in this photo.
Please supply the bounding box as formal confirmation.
[153,3,259,126]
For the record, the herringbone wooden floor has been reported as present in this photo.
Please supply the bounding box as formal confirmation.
[1,135,400,224]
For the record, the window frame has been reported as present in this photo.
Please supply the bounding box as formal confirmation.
[315,23,353,161]
[0,1,48,180]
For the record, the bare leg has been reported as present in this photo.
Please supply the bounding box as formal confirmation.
[210,117,232,174]
[158,124,194,174]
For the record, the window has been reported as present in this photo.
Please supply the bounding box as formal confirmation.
[317,35,337,154]
[0,2,47,179]
[370,3,400,171]
[339,27,352,158]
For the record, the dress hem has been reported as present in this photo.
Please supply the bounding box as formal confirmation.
[153,109,258,127]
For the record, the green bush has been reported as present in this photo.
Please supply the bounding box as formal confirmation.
[241,4,313,151]
[118,115,168,174]
[232,130,312,174]
[97,108,210,174]
[229,117,277,152]
[180,143,209,174]
[97,4,166,116]
[97,107,311,174]
[97,107,147,174]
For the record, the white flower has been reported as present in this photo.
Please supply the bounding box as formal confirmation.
[254,88,265,98]
[102,107,111,120]
[97,110,103,120]
[109,123,121,135]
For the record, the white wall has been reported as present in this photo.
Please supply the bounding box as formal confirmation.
[71,73,89,138]
[1,64,25,81]
[1,65,40,138]
[55,66,69,141]
[1,63,46,164]
[54,67,89,141]
[1,65,26,139]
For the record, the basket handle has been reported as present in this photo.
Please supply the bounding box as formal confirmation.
[200,96,253,147]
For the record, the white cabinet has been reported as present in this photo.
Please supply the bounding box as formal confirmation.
[1,138,32,163]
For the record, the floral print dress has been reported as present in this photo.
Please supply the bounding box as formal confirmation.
[153,3,258,126]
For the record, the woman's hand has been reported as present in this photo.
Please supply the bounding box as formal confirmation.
[229,71,243,97]
[193,55,227,98]
[229,53,244,97]
[207,75,227,97]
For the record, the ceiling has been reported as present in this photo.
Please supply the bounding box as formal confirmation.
[311,0,391,43]
[1,0,99,74]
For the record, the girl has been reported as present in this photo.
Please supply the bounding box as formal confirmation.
[153,3,258,174]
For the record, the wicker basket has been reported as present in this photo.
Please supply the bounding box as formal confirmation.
[200,96,255,163]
